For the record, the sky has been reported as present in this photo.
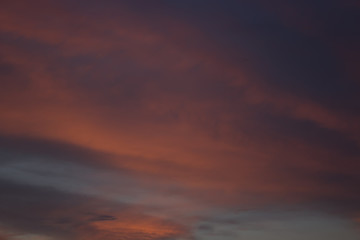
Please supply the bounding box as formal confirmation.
[0,0,359,239]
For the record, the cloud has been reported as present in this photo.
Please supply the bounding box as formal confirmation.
[0,178,187,240]
[89,215,117,222]
[0,0,359,239]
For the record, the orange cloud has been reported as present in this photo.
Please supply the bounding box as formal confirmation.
[0,1,359,239]
[0,6,358,203]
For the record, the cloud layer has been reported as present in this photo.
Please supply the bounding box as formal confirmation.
[0,0,359,239]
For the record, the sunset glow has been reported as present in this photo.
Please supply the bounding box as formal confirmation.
[0,1,359,239]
